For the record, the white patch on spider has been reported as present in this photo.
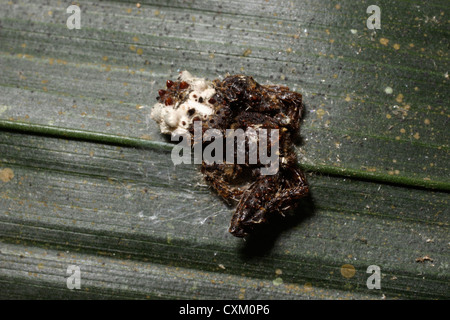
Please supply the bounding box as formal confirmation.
[150,70,216,137]
[280,116,291,125]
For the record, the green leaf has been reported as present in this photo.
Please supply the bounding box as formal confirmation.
[0,0,448,299]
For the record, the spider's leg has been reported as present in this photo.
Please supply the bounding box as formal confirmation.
[229,166,309,237]
[266,166,309,215]
[229,174,278,237]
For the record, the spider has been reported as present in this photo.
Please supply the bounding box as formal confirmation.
[151,71,309,237]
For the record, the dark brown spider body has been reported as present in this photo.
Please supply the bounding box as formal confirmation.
[152,71,309,237]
